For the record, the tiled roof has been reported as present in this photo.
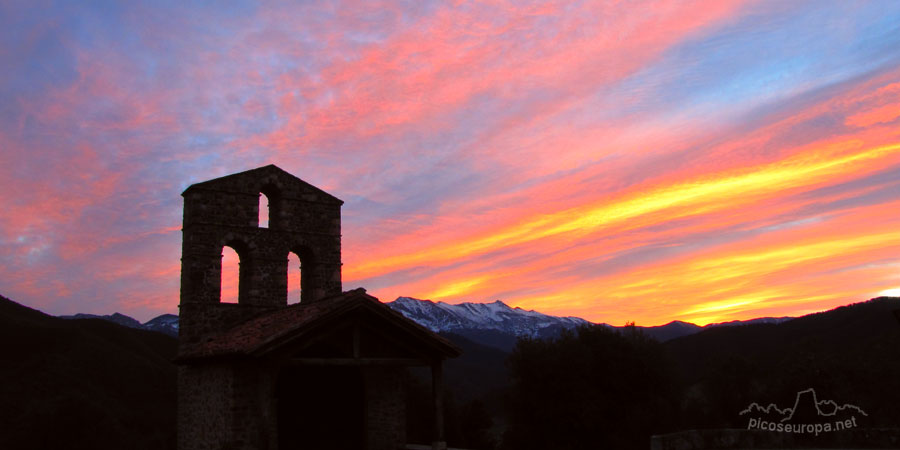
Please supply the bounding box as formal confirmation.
[177,288,460,362]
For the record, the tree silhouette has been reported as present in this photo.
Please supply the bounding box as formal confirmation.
[502,325,676,450]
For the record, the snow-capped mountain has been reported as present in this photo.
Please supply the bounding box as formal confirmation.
[709,316,793,327]
[386,297,795,350]
[61,312,179,337]
[57,297,793,347]
[387,296,591,337]
[144,314,180,337]
[60,312,145,329]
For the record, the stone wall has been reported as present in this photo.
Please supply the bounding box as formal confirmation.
[178,166,343,344]
[177,364,233,450]
[178,303,275,345]
[364,366,408,450]
[178,363,277,450]
[229,363,277,450]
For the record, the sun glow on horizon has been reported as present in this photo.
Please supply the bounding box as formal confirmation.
[348,139,900,325]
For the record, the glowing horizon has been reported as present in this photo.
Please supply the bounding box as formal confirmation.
[3,1,900,326]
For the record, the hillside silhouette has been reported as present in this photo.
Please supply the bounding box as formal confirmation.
[0,295,177,450]
[665,296,900,431]
[3,294,899,449]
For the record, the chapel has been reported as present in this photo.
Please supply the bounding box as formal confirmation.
[176,165,459,450]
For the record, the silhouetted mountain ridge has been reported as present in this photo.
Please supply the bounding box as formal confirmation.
[5,292,898,447]
[57,297,794,350]
[60,311,179,337]
[385,296,793,350]
[0,295,177,450]
[666,296,900,430]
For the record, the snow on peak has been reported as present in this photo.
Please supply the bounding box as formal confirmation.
[385,296,592,336]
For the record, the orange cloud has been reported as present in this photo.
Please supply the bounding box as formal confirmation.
[6,0,900,327]
[347,139,900,279]
[845,103,900,128]
[347,67,900,325]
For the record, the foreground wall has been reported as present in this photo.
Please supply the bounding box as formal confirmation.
[651,428,900,450]
[177,364,277,450]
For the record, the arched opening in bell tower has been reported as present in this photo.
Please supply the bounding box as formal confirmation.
[258,192,270,228]
[290,246,317,304]
[259,184,281,229]
[288,251,302,304]
[221,245,241,303]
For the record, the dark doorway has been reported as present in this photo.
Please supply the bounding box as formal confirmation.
[276,366,365,450]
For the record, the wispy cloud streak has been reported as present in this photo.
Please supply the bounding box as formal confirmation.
[2,1,900,325]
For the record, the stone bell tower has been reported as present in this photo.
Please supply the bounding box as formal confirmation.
[178,164,343,344]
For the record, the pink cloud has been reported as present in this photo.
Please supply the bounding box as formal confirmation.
[4,0,900,327]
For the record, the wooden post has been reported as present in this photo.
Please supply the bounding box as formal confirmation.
[432,360,446,450]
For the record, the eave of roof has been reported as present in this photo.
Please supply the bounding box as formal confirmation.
[176,288,461,363]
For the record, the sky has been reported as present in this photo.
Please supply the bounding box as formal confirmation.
[3,0,900,326]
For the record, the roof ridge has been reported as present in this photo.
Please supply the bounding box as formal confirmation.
[181,165,343,204]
